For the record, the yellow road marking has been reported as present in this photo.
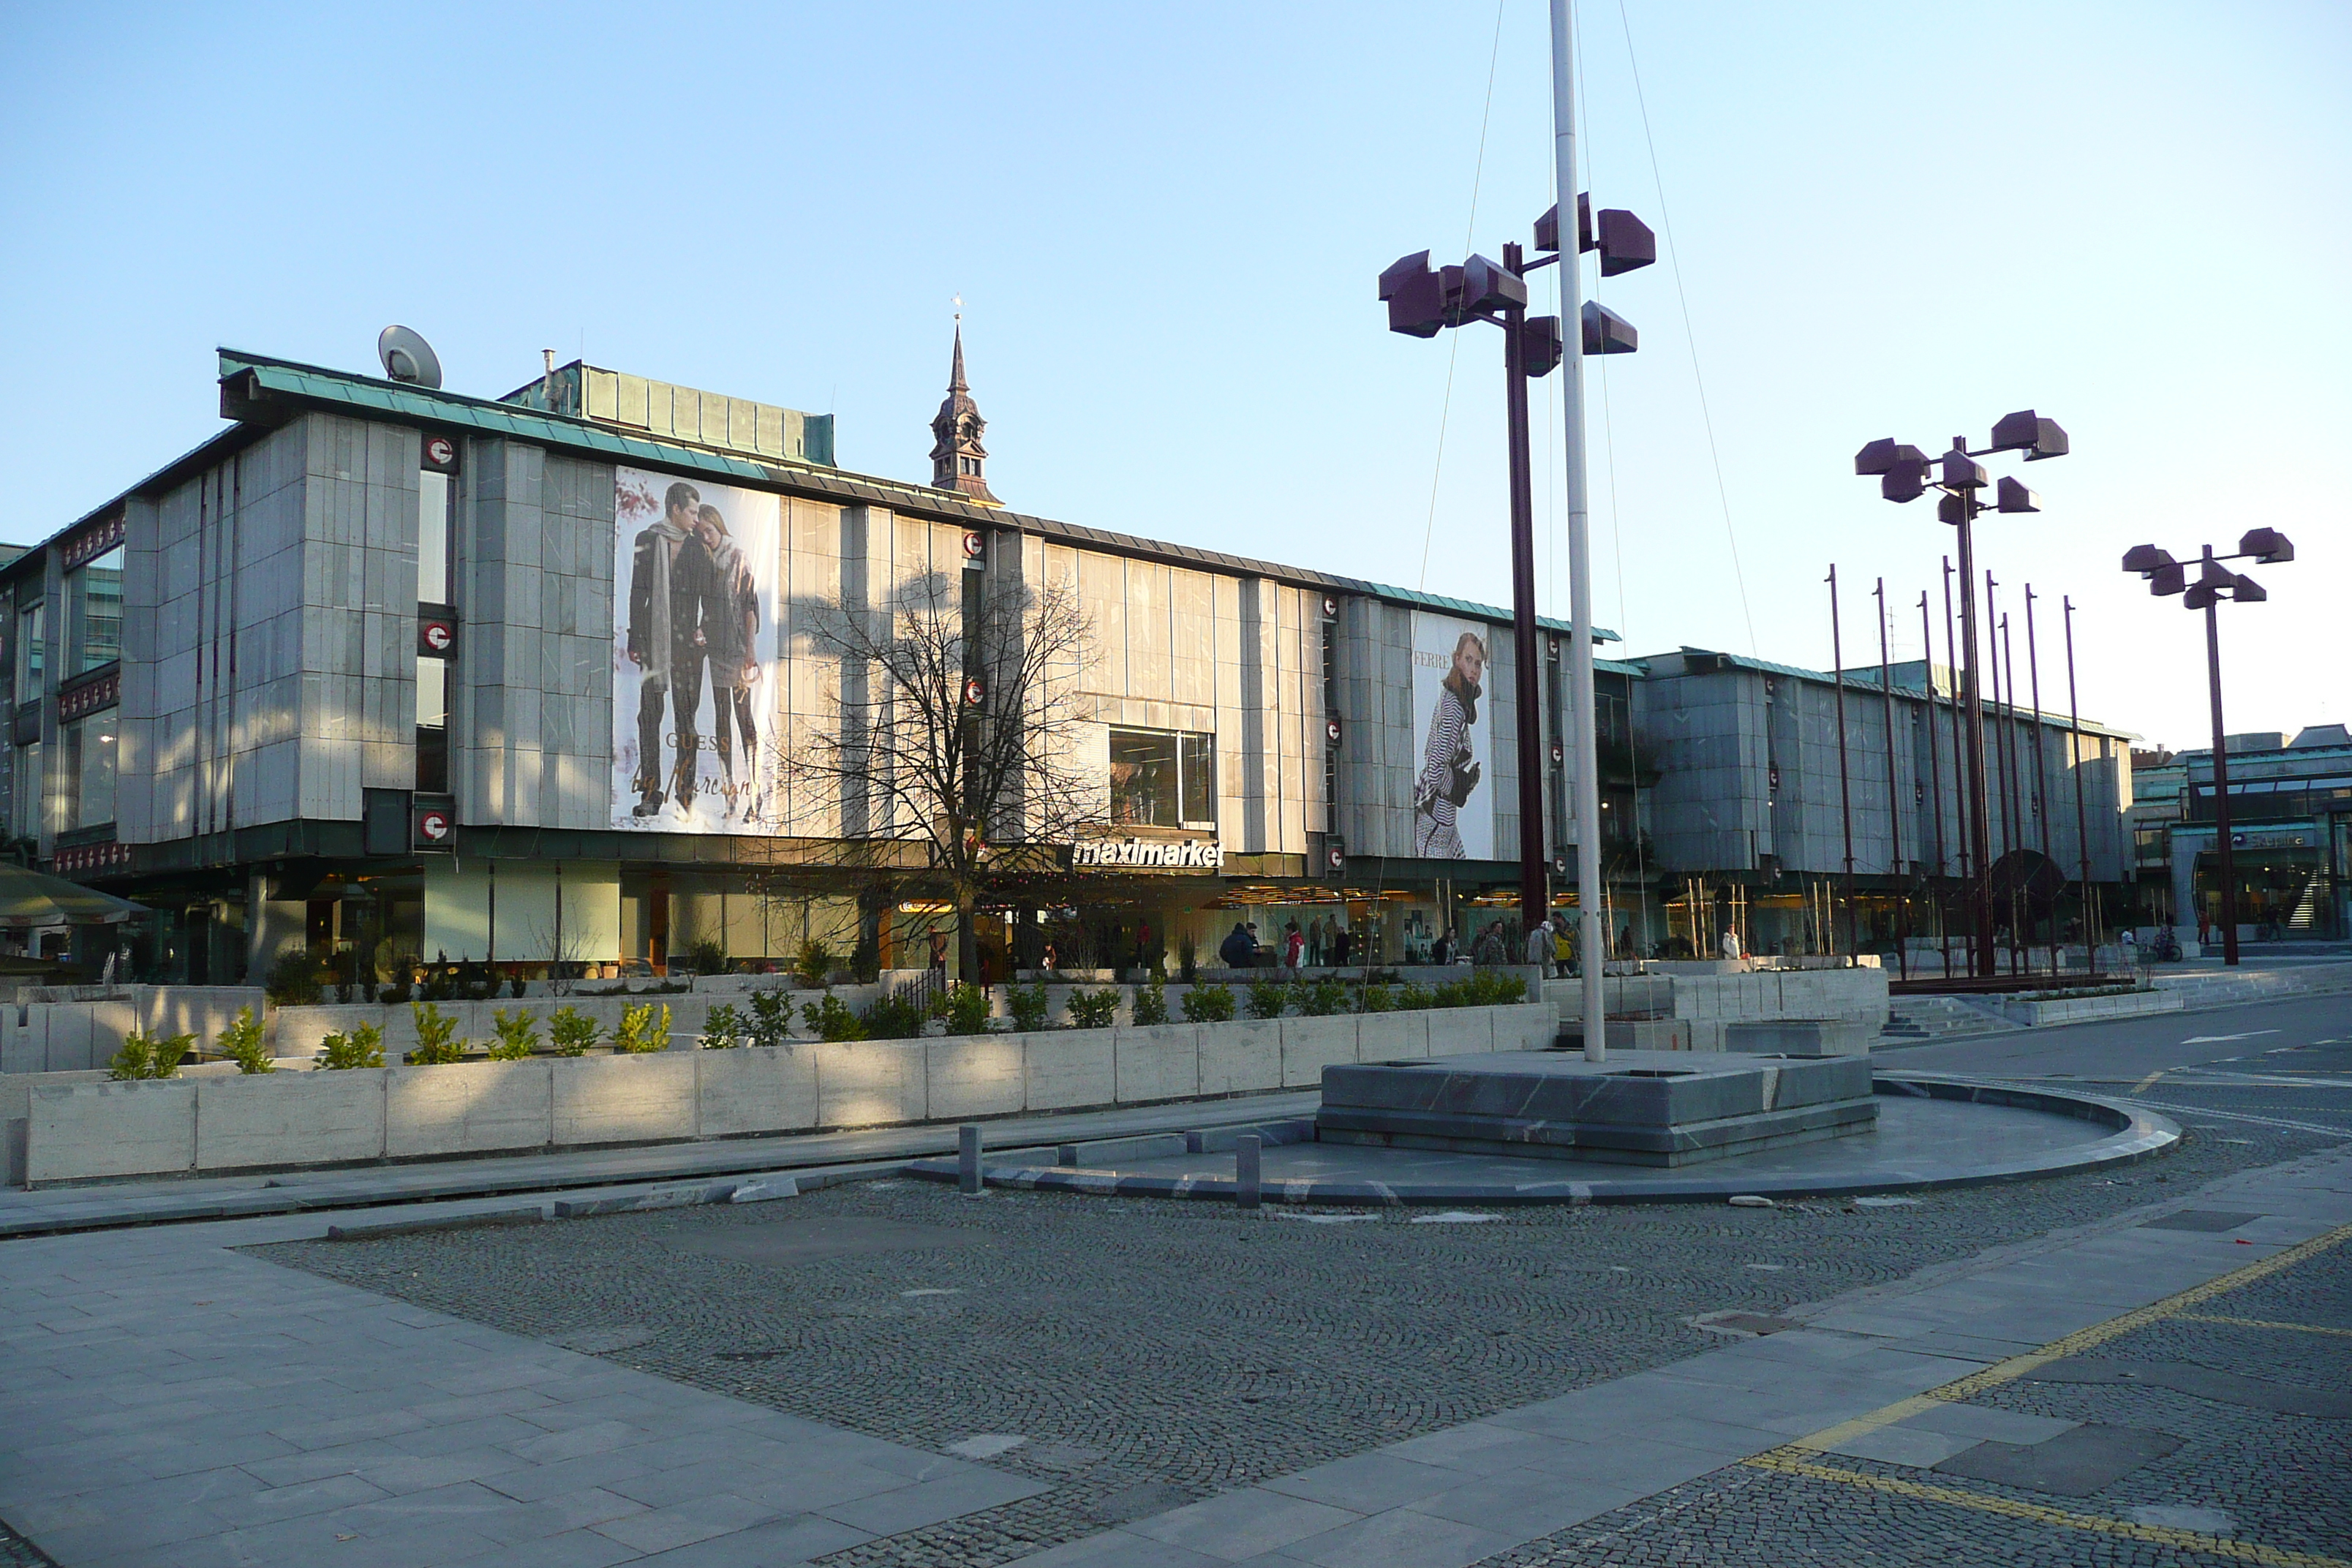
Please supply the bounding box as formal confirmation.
[2131,1067,2168,1093]
[2181,1312,2352,1338]
[1743,1452,2352,1568]
[1787,1216,2352,1455]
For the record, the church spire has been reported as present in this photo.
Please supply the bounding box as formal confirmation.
[930,312,998,504]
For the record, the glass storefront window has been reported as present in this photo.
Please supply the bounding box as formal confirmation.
[418,470,451,603]
[60,711,116,829]
[11,741,39,840]
[15,601,42,698]
[64,546,124,674]
[416,655,448,793]
[1109,727,1215,829]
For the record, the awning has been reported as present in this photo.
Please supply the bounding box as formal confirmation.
[0,864,151,928]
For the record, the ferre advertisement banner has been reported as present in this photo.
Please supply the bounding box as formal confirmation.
[1409,611,1494,862]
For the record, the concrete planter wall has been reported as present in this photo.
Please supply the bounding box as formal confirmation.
[0,987,268,1074]
[20,1000,1556,1187]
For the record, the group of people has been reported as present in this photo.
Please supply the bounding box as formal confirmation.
[626,480,764,822]
[1213,916,1357,971]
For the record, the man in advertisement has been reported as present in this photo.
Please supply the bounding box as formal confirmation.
[625,480,712,817]
[693,502,762,820]
[1414,629,1487,858]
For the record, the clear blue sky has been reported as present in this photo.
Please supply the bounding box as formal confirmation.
[3,1,2344,750]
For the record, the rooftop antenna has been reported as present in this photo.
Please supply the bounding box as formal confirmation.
[377,325,442,388]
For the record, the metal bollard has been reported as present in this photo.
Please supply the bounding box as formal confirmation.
[1235,1134,1262,1211]
[958,1124,984,1195]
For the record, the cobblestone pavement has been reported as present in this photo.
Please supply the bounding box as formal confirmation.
[1474,1231,2352,1567]
[260,1088,2347,1568]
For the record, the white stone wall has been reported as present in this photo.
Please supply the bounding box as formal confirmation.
[20,1000,1558,1185]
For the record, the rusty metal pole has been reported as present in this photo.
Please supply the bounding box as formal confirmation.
[1921,591,1950,979]
[2024,586,2057,969]
[2063,595,2096,973]
[1830,568,1858,960]
[1875,578,1907,979]
[1499,241,1549,939]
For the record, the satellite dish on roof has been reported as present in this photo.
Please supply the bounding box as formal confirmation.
[377,325,442,388]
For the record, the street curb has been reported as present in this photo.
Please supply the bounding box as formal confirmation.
[904,1077,2181,1207]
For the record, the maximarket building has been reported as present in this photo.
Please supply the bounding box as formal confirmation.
[5,339,1641,984]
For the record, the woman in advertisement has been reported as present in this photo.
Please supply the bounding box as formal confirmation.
[694,503,764,821]
[1414,630,1487,858]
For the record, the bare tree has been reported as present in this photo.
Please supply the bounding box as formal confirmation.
[788,568,1097,981]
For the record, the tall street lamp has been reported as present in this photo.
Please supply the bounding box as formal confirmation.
[2121,527,2296,967]
[1379,199,1652,1024]
[1854,410,2068,977]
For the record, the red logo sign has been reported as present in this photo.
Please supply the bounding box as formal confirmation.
[1321,595,1338,619]
[421,620,454,653]
[1324,716,1343,746]
[423,436,457,470]
[963,677,985,706]
[962,530,986,559]
[1327,845,1346,872]
[416,809,451,843]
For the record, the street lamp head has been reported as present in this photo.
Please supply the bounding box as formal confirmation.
[2149,560,2187,595]
[1937,491,1967,524]
[2120,544,2174,576]
[1592,208,1657,276]
[1458,253,1528,319]
[2239,527,2294,564]
[1533,201,1563,254]
[1580,300,1639,355]
[1519,315,1563,377]
[1378,251,1445,338]
[1994,475,2039,513]
[1880,456,1927,503]
[1989,410,2070,461]
[2198,558,2236,591]
[1854,438,1902,475]
[2231,572,2267,604]
[2182,579,2223,610]
[1940,448,1989,491]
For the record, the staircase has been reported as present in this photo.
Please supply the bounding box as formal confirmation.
[1877,994,2016,1044]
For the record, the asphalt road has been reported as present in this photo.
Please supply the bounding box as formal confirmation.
[1891,992,2352,1092]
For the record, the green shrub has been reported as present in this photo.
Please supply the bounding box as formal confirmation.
[316,1023,385,1070]
[1066,987,1120,1029]
[1356,984,1394,1014]
[406,1001,464,1065]
[680,936,728,976]
[1182,983,1236,1023]
[547,1004,600,1056]
[108,1029,194,1081]
[1131,976,1169,1027]
[794,938,835,987]
[1300,978,1349,1017]
[860,993,926,1040]
[746,989,795,1048]
[937,982,993,1036]
[509,976,529,999]
[849,929,881,984]
[801,992,867,1042]
[264,948,323,1006]
[216,1006,271,1074]
[377,983,412,1006]
[488,1007,540,1060]
[1007,981,1052,1033]
[613,1002,671,1053]
[1245,979,1292,1020]
[1395,982,1434,1012]
[699,1002,747,1050]
[1176,934,1199,984]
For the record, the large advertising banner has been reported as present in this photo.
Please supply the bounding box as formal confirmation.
[611,467,782,833]
[1409,611,1494,861]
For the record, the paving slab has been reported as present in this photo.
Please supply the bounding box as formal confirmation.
[0,1207,1054,1568]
